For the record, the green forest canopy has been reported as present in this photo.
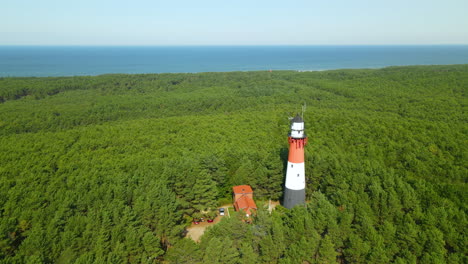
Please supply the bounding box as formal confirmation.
[0,65,466,263]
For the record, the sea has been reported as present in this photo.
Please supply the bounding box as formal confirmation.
[0,45,467,77]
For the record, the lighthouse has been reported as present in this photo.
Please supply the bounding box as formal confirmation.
[283,114,307,209]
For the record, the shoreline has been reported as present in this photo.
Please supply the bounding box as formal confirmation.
[1,64,467,78]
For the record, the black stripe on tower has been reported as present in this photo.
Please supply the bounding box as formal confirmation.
[283,187,305,209]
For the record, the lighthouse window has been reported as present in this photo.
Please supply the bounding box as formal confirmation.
[291,164,293,168]
[297,174,300,177]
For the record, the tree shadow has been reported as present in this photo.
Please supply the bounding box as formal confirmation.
[279,147,289,205]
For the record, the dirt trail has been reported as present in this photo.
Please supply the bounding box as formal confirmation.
[185,205,231,242]
[267,200,281,213]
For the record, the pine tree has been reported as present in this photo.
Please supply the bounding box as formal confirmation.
[239,242,258,264]
[191,171,218,213]
[203,237,239,264]
[165,239,202,264]
[136,180,183,248]
[316,235,338,264]
[344,233,371,263]
[142,232,164,261]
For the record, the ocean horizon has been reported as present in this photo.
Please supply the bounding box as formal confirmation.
[1,45,467,77]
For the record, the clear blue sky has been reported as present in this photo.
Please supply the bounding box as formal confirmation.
[2,0,467,45]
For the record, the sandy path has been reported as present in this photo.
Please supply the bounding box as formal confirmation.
[185,205,230,242]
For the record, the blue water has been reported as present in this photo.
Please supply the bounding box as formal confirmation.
[0,45,467,77]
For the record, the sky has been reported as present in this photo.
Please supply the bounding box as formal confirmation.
[1,0,468,45]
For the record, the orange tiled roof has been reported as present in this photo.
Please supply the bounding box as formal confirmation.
[235,195,257,210]
[233,185,253,194]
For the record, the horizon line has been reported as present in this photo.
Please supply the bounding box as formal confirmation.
[1,44,468,47]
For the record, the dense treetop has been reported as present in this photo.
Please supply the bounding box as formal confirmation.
[0,65,466,263]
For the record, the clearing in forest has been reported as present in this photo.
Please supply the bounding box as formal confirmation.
[186,206,231,242]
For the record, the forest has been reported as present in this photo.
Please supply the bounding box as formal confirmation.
[0,65,466,263]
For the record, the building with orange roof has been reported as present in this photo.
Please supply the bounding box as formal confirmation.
[232,185,257,217]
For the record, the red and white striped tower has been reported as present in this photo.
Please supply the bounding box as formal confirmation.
[283,114,307,209]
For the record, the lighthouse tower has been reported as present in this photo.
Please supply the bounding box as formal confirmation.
[283,114,307,209]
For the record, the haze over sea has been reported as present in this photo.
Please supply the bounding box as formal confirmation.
[1,45,468,77]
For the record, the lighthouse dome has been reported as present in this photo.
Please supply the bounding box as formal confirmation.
[292,114,303,123]
[290,114,305,138]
